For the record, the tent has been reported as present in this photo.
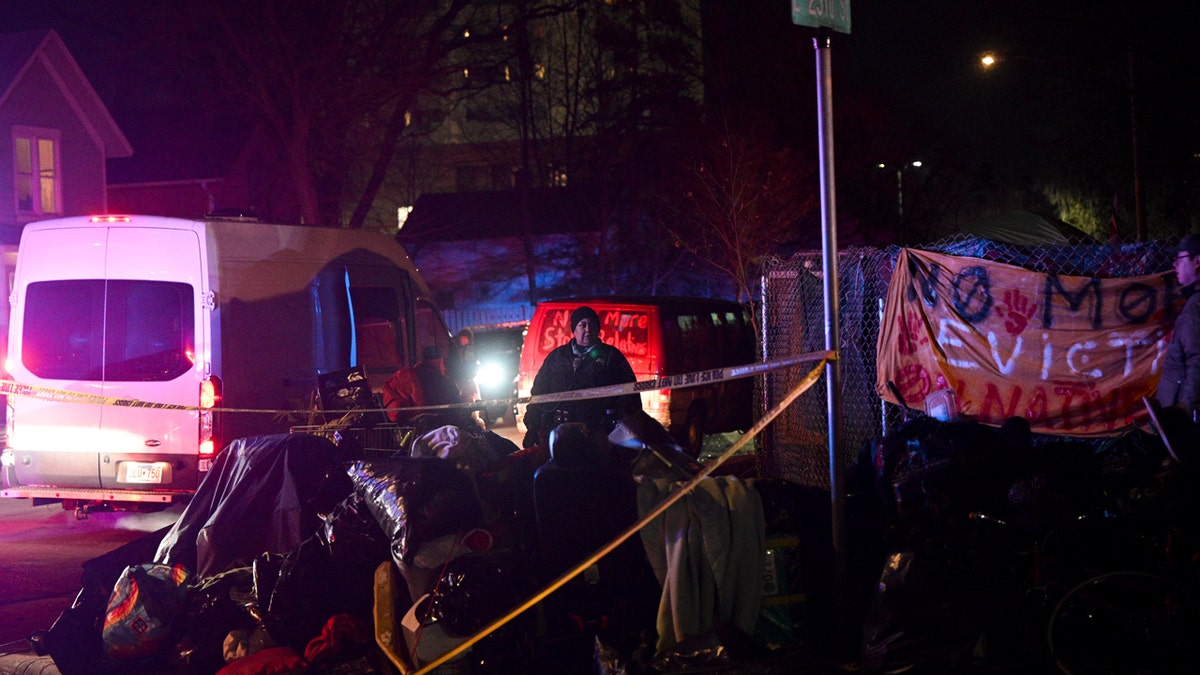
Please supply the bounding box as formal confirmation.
[961,210,1098,245]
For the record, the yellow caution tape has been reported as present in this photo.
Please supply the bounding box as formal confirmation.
[0,350,835,418]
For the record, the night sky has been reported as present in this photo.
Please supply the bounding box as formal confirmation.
[5,1,1196,236]
[836,1,1196,180]
[830,1,1195,230]
[724,1,1197,238]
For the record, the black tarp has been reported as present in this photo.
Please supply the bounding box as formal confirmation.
[154,433,352,578]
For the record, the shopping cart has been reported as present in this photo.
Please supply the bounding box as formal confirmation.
[289,366,413,457]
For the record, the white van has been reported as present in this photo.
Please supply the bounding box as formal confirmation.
[1,214,455,506]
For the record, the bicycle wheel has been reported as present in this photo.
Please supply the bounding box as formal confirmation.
[1046,570,1175,673]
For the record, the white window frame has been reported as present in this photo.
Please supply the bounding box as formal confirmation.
[12,126,62,216]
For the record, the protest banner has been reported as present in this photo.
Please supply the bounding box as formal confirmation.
[877,248,1178,436]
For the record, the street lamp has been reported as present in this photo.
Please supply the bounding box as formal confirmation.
[978,49,1145,241]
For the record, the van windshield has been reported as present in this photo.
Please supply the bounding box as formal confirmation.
[22,280,195,381]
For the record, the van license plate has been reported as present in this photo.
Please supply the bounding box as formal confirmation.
[125,462,163,484]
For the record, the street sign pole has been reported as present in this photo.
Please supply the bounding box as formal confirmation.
[794,1,851,661]
[813,26,848,661]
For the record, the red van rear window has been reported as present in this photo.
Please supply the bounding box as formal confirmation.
[531,306,652,360]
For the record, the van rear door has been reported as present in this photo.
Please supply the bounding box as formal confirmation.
[8,225,203,492]
[8,227,109,488]
[97,227,203,490]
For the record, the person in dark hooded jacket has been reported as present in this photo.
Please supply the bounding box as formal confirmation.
[522,305,642,448]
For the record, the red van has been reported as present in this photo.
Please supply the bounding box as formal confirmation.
[516,296,756,456]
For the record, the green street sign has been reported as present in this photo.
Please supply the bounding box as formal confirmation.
[792,0,852,34]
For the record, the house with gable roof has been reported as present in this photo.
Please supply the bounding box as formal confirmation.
[0,29,131,245]
[0,28,131,414]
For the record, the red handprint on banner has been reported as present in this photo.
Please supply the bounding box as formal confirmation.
[896,309,929,355]
[895,363,931,404]
[995,289,1038,336]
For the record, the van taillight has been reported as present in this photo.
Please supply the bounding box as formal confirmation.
[88,215,132,223]
[200,376,221,457]
[200,377,220,409]
[647,389,670,409]
[643,389,671,428]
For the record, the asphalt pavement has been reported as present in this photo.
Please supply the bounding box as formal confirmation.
[0,497,177,675]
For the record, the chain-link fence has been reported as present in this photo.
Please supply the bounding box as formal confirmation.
[759,234,1177,489]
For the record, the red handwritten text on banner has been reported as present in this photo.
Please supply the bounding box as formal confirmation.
[876,249,1180,436]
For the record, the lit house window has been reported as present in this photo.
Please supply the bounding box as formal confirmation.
[13,127,61,215]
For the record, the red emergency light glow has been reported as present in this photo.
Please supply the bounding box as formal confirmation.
[88,215,132,223]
